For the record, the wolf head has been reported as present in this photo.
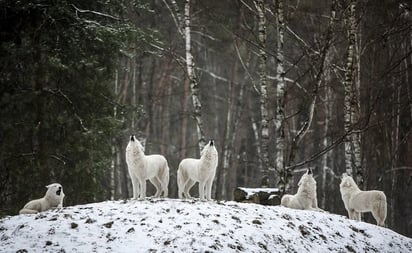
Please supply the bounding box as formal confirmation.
[297,169,316,188]
[44,183,65,207]
[127,135,145,154]
[340,173,358,189]
[200,139,218,161]
[45,183,65,204]
[46,183,63,196]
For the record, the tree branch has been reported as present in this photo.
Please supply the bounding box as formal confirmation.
[71,4,120,21]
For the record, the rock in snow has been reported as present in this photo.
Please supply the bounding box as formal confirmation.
[0,199,411,252]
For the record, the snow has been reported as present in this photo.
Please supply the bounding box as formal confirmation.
[1,199,411,253]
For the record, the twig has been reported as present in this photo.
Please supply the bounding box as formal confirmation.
[71,4,120,20]
[234,40,259,94]
[385,167,412,174]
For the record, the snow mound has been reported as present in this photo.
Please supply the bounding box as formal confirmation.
[1,199,411,252]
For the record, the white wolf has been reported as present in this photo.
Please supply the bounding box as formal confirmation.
[19,183,65,214]
[177,140,218,200]
[125,135,169,199]
[340,173,387,226]
[281,169,323,211]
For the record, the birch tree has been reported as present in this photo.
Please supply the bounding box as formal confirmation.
[165,0,207,152]
[255,0,271,187]
[183,0,206,152]
[274,0,286,191]
[343,0,362,182]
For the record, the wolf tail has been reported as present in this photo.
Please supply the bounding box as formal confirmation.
[177,164,185,199]
[161,161,169,198]
[376,192,387,226]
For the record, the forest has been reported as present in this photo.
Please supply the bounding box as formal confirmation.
[0,0,411,237]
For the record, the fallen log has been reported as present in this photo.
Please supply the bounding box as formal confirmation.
[233,187,281,206]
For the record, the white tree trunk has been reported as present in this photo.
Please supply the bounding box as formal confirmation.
[343,0,361,181]
[255,0,270,187]
[343,0,356,175]
[353,16,362,184]
[274,0,286,191]
[185,0,206,152]
[111,69,119,200]
[321,1,337,208]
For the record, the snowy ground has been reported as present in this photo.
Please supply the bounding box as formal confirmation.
[1,199,411,253]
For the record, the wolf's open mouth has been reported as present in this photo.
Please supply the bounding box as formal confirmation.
[56,188,61,196]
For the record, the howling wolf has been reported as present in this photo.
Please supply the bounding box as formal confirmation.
[19,183,65,214]
[125,135,169,199]
[281,169,323,211]
[177,140,218,200]
[340,173,387,226]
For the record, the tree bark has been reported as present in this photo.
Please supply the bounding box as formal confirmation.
[184,0,206,152]
[343,0,362,183]
[255,0,270,187]
[180,75,189,161]
[111,69,119,200]
[274,0,286,191]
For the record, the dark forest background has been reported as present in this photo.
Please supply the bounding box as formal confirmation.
[1,0,411,237]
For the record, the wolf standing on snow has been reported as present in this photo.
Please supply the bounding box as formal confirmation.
[281,169,323,211]
[125,135,169,199]
[177,140,218,200]
[340,173,387,226]
[19,183,65,214]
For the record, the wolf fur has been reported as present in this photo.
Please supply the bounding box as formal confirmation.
[281,169,323,211]
[19,183,65,214]
[125,135,169,199]
[340,173,387,226]
[177,140,218,200]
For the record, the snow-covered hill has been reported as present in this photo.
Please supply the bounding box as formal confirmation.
[1,199,411,252]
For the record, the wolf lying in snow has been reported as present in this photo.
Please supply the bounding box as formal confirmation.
[177,140,218,200]
[125,135,169,199]
[340,173,387,226]
[281,169,323,211]
[19,183,65,214]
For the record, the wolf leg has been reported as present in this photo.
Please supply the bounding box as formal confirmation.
[19,208,39,214]
[161,165,169,197]
[348,209,356,220]
[184,179,196,198]
[205,178,213,200]
[130,176,140,200]
[177,168,185,199]
[199,181,206,200]
[137,179,146,200]
[150,177,162,198]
